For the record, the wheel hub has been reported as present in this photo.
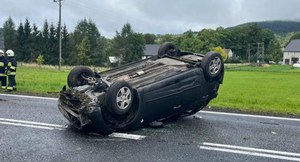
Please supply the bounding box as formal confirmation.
[209,57,222,75]
[116,87,132,110]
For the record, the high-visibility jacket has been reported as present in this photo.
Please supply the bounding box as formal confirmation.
[7,57,17,75]
[0,56,7,76]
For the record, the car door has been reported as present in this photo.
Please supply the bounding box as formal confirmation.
[141,69,202,122]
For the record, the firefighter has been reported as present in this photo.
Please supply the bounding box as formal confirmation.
[6,49,17,91]
[0,50,7,90]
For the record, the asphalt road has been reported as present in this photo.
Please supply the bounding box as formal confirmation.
[0,93,300,162]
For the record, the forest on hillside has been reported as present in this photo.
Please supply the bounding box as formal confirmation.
[237,21,300,36]
[1,17,300,66]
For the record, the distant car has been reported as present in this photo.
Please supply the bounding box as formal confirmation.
[58,42,224,135]
[293,61,300,68]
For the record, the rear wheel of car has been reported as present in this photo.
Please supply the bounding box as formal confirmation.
[106,80,134,115]
[201,52,223,79]
[67,66,95,88]
[158,42,179,57]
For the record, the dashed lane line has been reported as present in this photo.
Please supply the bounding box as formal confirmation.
[0,117,146,140]
[199,142,300,161]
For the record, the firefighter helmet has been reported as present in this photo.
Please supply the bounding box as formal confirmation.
[6,49,14,57]
[0,50,4,55]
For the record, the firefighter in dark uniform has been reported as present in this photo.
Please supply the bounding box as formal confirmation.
[6,49,17,91]
[0,50,8,90]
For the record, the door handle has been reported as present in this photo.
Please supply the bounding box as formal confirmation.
[173,105,182,109]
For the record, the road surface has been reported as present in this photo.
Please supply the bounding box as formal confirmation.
[0,93,300,162]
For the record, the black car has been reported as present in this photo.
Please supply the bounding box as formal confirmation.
[58,42,224,135]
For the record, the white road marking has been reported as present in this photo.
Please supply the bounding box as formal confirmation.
[109,133,146,140]
[201,111,300,122]
[0,93,58,101]
[0,118,64,128]
[0,117,146,140]
[203,142,300,157]
[199,143,300,161]
[0,121,64,130]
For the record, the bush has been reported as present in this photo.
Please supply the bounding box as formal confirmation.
[36,55,44,65]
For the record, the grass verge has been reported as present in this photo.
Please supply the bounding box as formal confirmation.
[210,65,300,117]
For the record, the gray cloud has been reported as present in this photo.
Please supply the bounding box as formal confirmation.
[1,0,300,38]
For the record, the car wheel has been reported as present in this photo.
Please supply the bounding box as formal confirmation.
[158,42,179,57]
[201,52,223,79]
[106,80,134,115]
[67,66,95,88]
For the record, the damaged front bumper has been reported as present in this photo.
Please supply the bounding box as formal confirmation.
[58,85,113,135]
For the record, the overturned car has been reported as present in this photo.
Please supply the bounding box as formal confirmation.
[58,42,224,135]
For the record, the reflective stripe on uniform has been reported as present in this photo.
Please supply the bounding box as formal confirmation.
[8,72,16,75]
[10,66,16,70]
[1,86,6,89]
[0,62,4,67]
[8,62,12,67]
[0,73,7,76]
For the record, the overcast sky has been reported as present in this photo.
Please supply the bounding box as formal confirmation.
[1,0,300,38]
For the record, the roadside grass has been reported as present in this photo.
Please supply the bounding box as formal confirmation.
[210,65,300,117]
[0,64,107,97]
[1,63,299,117]
[10,66,69,97]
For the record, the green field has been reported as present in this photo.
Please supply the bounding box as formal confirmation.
[1,64,300,116]
[211,65,300,117]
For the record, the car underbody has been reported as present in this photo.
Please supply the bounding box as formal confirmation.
[58,43,224,135]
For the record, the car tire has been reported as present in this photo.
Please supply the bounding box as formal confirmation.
[201,52,223,79]
[106,80,134,115]
[67,66,95,88]
[158,42,179,57]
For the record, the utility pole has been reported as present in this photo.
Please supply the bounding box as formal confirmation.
[257,42,264,63]
[54,0,63,71]
[248,44,250,63]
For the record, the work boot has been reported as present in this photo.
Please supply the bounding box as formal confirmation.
[6,87,13,92]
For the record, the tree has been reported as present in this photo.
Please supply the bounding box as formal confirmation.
[3,17,17,51]
[143,33,156,44]
[265,39,282,63]
[36,54,44,65]
[30,24,41,62]
[61,24,70,65]
[23,18,33,62]
[16,22,25,61]
[111,23,145,64]
[211,46,227,61]
[69,19,106,65]
[47,23,58,65]
[157,34,176,44]
[41,20,50,64]
[197,29,221,53]
[76,36,91,65]
[179,30,204,53]
[288,32,300,44]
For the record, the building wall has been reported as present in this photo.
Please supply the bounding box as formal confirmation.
[227,50,233,58]
[283,52,300,64]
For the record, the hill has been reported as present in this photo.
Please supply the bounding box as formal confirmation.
[235,21,300,36]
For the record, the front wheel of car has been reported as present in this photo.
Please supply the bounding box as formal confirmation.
[201,52,223,79]
[106,80,134,115]
[67,66,95,88]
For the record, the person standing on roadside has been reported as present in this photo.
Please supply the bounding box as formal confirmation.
[0,50,8,90]
[6,49,17,91]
